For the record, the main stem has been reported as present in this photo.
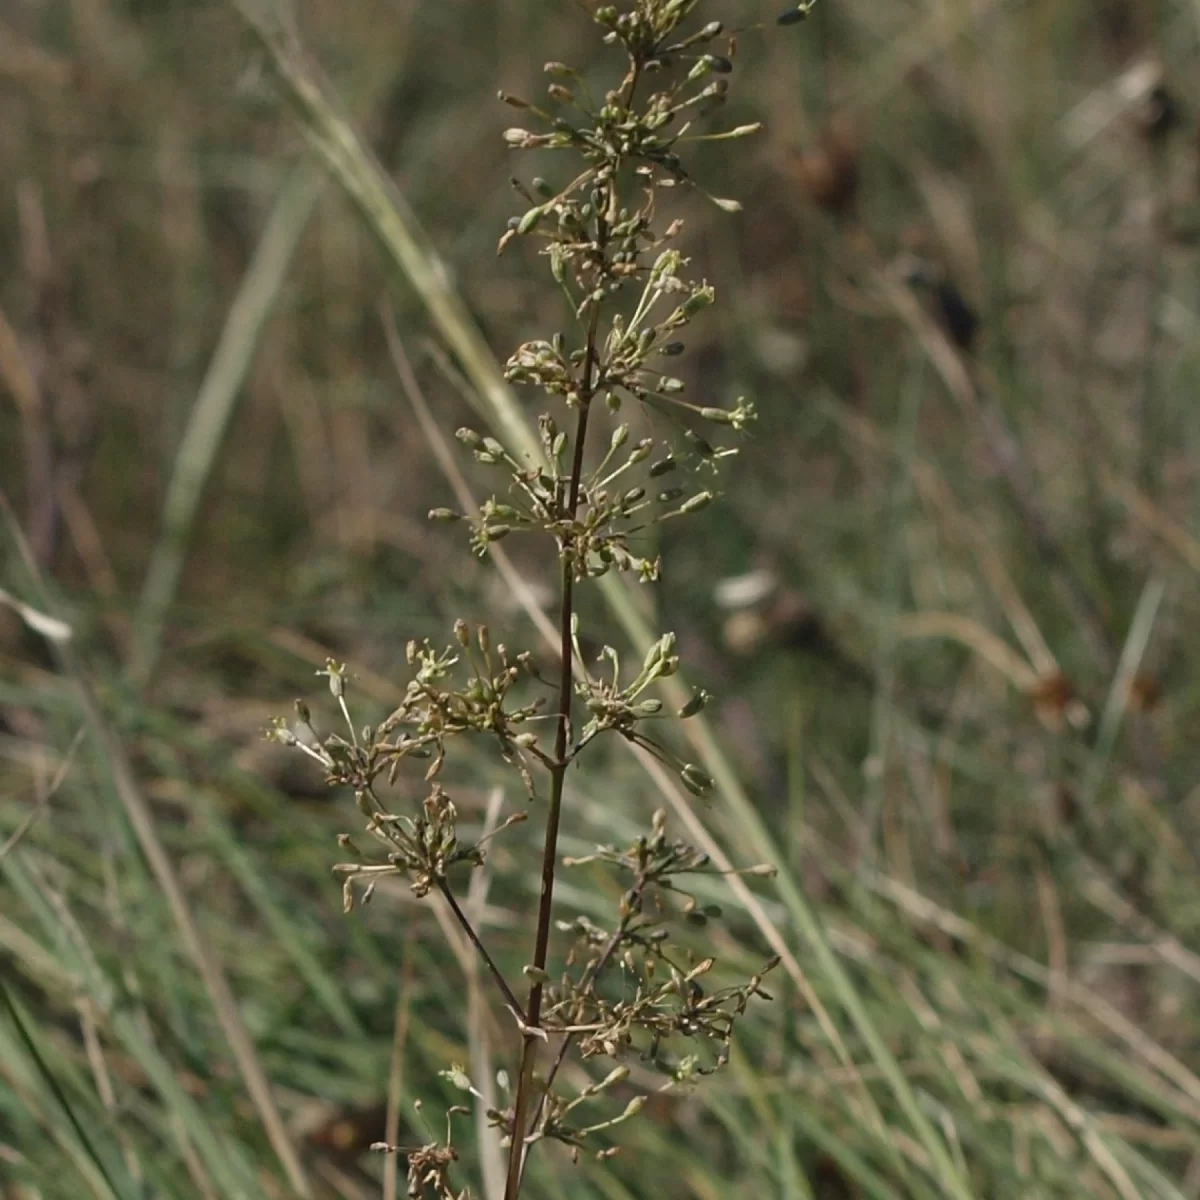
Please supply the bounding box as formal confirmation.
[503,55,637,1191]
[503,326,598,1199]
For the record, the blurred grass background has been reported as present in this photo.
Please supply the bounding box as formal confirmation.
[4,0,1200,1196]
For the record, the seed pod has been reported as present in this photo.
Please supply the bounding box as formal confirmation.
[324,664,345,698]
[679,287,715,318]
[678,491,713,515]
[778,6,812,24]
[642,632,675,674]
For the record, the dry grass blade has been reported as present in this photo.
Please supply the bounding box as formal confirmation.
[0,301,41,421]
[1103,469,1200,575]
[1082,576,1165,808]
[0,727,84,862]
[1078,868,1200,988]
[236,4,533,459]
[131,163,324,684]
[892,611,1038,691]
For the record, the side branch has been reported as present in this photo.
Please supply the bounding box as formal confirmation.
[436,881,527,1023]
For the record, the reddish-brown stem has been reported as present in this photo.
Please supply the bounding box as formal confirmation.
[502,51,643,1197]
[436,880,526,1022]
[502,315,599,1200]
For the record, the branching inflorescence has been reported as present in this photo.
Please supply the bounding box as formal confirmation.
[270,4,802,1196]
